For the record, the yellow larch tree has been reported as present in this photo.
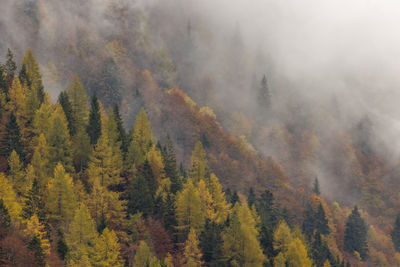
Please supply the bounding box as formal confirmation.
[8,150,28,195]
[23,214,51,255]
[133,240,161,267]
[92,228,123,267]
[183,228,203,267]
[0,172,22,222]
[189,141,208,182]
[208,173,230,223]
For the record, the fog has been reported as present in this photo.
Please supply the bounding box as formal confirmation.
[1,0,400,200]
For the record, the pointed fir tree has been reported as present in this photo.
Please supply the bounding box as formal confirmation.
[1,112,25,160]
[5,48,17,90]
[313,177,321,195]
[199,219,223,266]
[391,214,400,252]
[87,93,102,145]
[58,91,76,136]
[67,75,88,131]
[0,199,11,239]
[248,187,256,208]
[28,235,46,267]
[162,134,182,194]
[315,203,330,235]
[113,103,128,154]
[22,179,45,221]
[344,206,368,260]
[258,74,271,111]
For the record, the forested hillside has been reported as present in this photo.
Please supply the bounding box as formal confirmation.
[1,0,400,266]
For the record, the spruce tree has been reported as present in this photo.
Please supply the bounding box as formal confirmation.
[87,93,102,145]
[258,74,271,111]
[344,206,368,260]
[313,177,321,195]
[28,235,46,267]
[58,91,76,135]
[162,135,181,194]
[391,214,400,251]
[248,187,256,208]
[113,103,128,154]
[199,220,223,266]
[315,203,330,235]
[1,112,25,160]
[0,199,11,239]
[5,48,17,90]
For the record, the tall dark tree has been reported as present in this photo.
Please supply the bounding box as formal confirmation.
[0,65,7,100]
[313,177,320,195]
[0,199,11,239]
[315,203,330,235]
[257,190,278,229]
[391,214,400,251]
[58,91,76,136]
[19,63,31,88]
[311,232,334,267]
[303,203,315,239]
[344,206,368,260]
[162,135,181,194]
[86,93,101,145]
[199,220,223,266]
[113,103,128,154]
[27,236,46,267]
[247,187,256,208]
[22,179,46,221]
[258,74,271,111]
[1,112,25,160]
[5,49,17,89]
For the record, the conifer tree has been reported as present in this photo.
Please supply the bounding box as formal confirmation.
[66,203,98,264]
[184,228,203,267]
[134,241,161,267]
[7,77,26,121]
[315,203,330,235]
[1,112,25,160]
[58,91,76,135]
[87,93,102,145]
[113,103,128,154]
[31,134,50,188]
[258,74,271,111]
[28,235,46,267]
[5,48,17,89]
[175,180,205,235]
[248,187,256,208]
[344,206,368,260]
[285,238,313,267]
[46,163,77,226]
[162,135,182,193]
[313,177,321,195]
[72,128,91,173]
[92,228,122,267]
[67,75,88,131]
[392,214,400,252]
[21,48,45,103]
[0,199,11,239]
[0,173,21,221]
[24,214,51,256]
[199,220,223,266]
[223,202,265,267]
[48,106,73,171]
[22,178,46,221]
[189,141,208,182]
[127,108,153,166]
[8,150,27,195]
[208,173,230,224]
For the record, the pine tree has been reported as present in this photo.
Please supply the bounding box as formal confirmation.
[183,228,203,267]
[175,180,205,235]
[27,235,46,267]
[58,91,76,135]
[8,150,28,195]
[46,163,77,226]
[48,105,73,171]
[189,141,208,182]
[258,74,271,111]
[0,199,11,239]
[199,220,223,266]
[5,48,17,89]
[311,232,333,267]
[303,203,315,239]
[87,93,102,145]
[67,75,88,131]
[92,228,122,267]
[113,103,128,154]
[344,206,368,260]
[21,48,45,103]
[313,177,321,195]
[66,203,98,264]
[162,135,182,194]
[127,108,153,166]
[22,179,46,221]
[392,214,400,251]
[223,202,265,267]
[315,203,330,235]
[1,112,25,160]
[246,187,255,207]
[134,240,160,267]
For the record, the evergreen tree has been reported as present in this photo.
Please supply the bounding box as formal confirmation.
[162,135,182,194]
[344,206,368,260]
[248,187,256,208]
[391,214,400,251]
[57,233,69,260]
[311,232,333,267]
[21,48,45,103]
[87,93,102,145]
[1,112,25,160]
[19,63,30,88]
[27,235,46,267]
[313,177,321,195]
[199,220,223,266]
[58,91,76,135]
[5,48,17,90]
[258,74,271,111]
[302,203,315,239]
[113,103,128,154]
[0,64,7,97]
[315,203,330,235]
[67,75,88,131]
[72,128,92,173]
[230,190,240,205]
[0,199,11,239]
[22,179,45,221]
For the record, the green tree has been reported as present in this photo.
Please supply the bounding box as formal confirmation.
[161,135,181,194]
[344,206,368,260]
[313,177,320,195]
[28,235,46,267]
[5,48,17,89]
[22,179,46,221]
[58,91,76,135]
[0,199,11,239]
[199,220,223,266]
[113,103,128,154]
[248,187,256,208]
[258,74,271,111]
[1,112,25,160]
[391,214,400,252]
[67,75,88,131]
[87,93,102,145]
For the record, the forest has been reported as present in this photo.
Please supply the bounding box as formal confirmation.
[1,0,400,266]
